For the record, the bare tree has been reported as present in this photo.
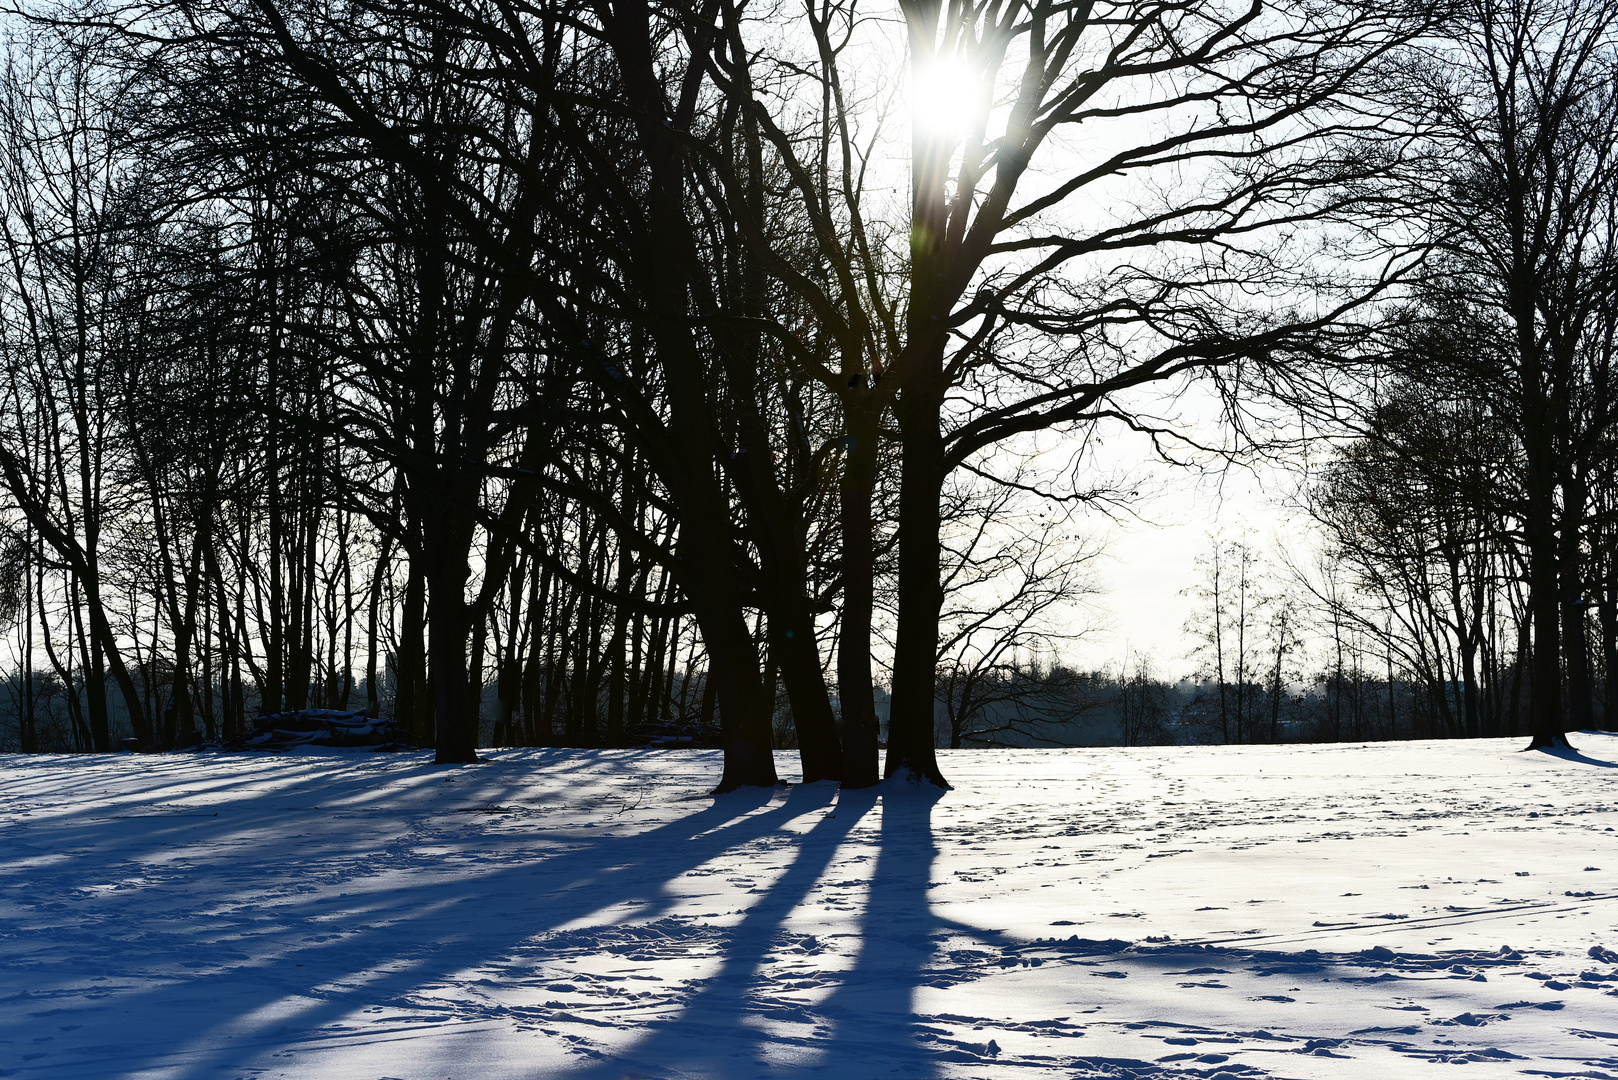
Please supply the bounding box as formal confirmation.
[930,476,1102,748]
[1388,0,1618,748]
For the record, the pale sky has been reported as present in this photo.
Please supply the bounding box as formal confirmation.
[1060,436,1321,681]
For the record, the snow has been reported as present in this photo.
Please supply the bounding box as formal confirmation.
[2,734,1615,1079]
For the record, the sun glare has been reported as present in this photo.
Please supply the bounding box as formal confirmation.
[910,55,980,139]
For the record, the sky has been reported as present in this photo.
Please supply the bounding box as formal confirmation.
[1059,433,1323,681]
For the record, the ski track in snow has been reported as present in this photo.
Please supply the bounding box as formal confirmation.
[1,735,1616,1079]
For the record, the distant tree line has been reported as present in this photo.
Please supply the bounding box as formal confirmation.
[1,0,1606,781]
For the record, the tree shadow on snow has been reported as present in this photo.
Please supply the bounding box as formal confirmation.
[573,783,953,1080]
[7,763,829,1080]
[1531,730,1618,768]
[811,783,955,1079]
[4,754,972,1080]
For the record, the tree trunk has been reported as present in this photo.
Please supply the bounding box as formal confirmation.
[396,554,429,741]
[20,538,36,754]
[366,531,393,717]
[1600,549,1618,731]
[837,406,881,788]
[769,593,841,784]
[1560,473,1593,736]
[885,376,948,788]
[605,543,632,746]
[1523,415,1566,749]
[426,505,479,763]
[1459,630,1482,740]
[702,608,778,792]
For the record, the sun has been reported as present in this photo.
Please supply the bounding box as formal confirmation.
[910,54,981,140]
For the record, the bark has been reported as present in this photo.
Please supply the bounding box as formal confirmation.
[768,592,841,783]
[701,606,778,792]
[1459,630,1482,739]
[1560,472,1594,735]
[1522,350,1568,750]
[605,543,632,745]
[837,406,881,788]
[395,553,429,741]
[428,585,477,761]
[1600,549,1618,730]
[884,374,948,788]
[365,530,393,717]
[20,538,36,754]
[673,480,777,789]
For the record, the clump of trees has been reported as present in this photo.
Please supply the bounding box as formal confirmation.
[1299,0,1618,750]
[9,0,1606,780]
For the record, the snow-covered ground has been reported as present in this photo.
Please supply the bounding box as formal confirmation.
[2,735,1615,1080]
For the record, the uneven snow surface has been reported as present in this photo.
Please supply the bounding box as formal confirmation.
[2,736,1616,1079]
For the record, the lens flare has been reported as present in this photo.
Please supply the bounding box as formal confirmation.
[910,55,979,139]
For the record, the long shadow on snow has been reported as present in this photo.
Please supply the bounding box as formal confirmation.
[809,783,955,1078]
[6,772,833,1080]
[168,784,822,1078]
[567,787,882,1078]
[6,761,966,1080]
[569,782,952,1080]
[0,750,459,874]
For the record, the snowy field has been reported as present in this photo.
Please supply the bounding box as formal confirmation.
[2,736,1616,1080]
